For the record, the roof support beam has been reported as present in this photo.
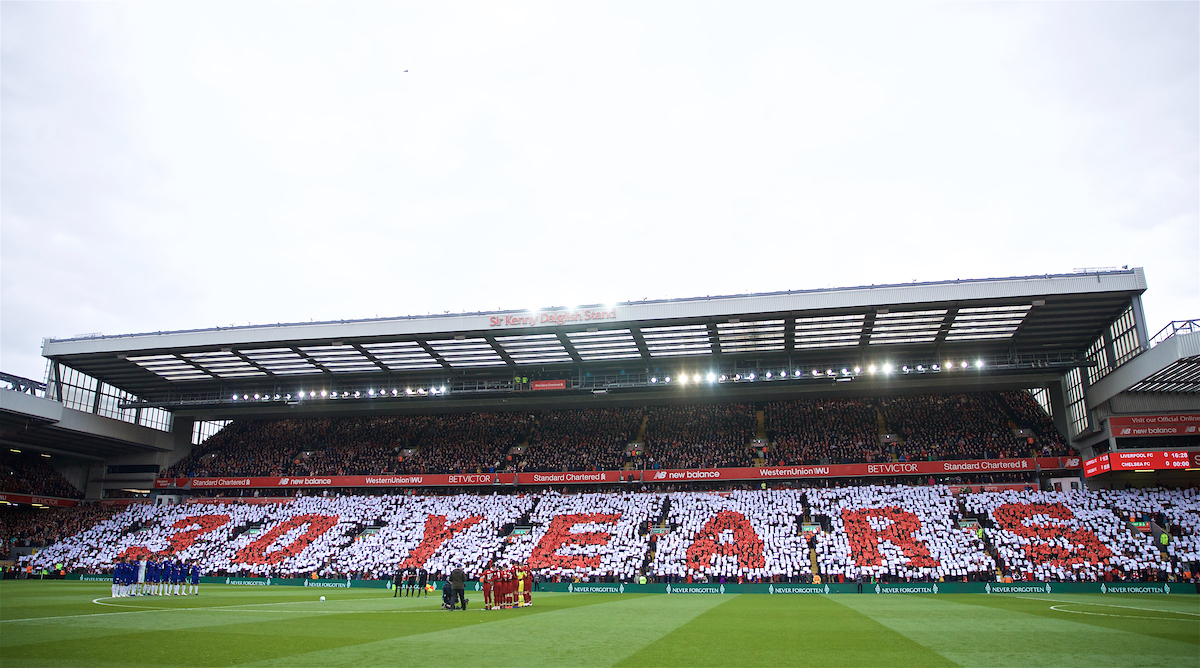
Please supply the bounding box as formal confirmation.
[483,335,517,367]
[628,326,652,361]
[417,341,453,370]
[350,343,390,373]
[555,332,584,365]
[933,308,959,346]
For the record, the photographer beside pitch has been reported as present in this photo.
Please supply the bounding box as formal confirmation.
[449,565,468,610]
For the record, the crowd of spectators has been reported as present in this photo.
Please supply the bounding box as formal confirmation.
[0,504,120,559]
[766,398,881,465]
[0,451,83,498]
[643,403,755,469]
[164,417,436,479]
[522,409,642,472]
[19,487,1196,584]
[999,391,1072,455]
[881,393,1044,462]
[394,412,532,475]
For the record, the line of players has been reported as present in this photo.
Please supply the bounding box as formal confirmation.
[480,564,532,610]
[111,556,201,598]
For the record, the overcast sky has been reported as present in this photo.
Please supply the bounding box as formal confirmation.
[2,2,1197,384]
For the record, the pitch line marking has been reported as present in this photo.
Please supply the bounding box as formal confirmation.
[1,597,467,624]
[1048,604,1199,621]
[1017,596,1200,617]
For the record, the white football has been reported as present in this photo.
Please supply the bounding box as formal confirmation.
[320,596,326,601]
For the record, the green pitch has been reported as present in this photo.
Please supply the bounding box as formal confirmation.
[1,582,1196,667]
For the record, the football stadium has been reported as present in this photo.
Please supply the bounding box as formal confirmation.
[2,269,1198,667]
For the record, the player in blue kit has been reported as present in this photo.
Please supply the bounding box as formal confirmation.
[150,556,162,594]
[189,562,200,595]
[174,559,186,595]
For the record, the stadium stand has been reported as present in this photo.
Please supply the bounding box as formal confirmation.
[19,487,1195,585]
[642,403,756,470]
[156,392,1071,479]
[766,398,881,465]
[522,408,642,472]
[0,451,83,498]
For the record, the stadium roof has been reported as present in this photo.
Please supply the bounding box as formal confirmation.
[38,269,1147,413]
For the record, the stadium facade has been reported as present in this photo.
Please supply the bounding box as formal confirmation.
[2,267,1197,501]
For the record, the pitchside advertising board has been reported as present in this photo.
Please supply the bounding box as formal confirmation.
[0,493,79,507]
[66,575,1194,595]
[153,457,1082,490]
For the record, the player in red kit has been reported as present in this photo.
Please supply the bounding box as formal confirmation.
[482,567,494,610]
[521,565,533,606]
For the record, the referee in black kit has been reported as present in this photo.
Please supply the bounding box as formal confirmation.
[393,566,405,597]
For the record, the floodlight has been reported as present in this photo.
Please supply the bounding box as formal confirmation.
[232,394,238,401]
[902,366,909,373]
[651,377,658,384]
[406,388,414,395]
[780,370,787,378]
[719,375,727,382]
[679,375,687,385]
[868,365,876,374]
[961,361,968,369]
[765,371,773,379]
[440,386,446,393]
[274,394,281,400]
[368,389,375,396]
[841,369,849,376]
[735,374,742,381]
[707,373,716,383]
[353,391,361,398]
[826,369,834,376]
[320,390,327,397]
[812,370,820,376]
[748,373,756,380]
[916,365,924,372]
[975,360,984,368]
[253,394,259,399]
[243,394,249,400]
[883,364,893,374]
[665,376,671,383]
[932,364,940,371]
[693,374,701,383]
[309,391,316,398]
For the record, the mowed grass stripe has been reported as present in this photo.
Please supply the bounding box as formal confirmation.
[617,594,957,667]
[830,594,1200,668]
[236,592,727,668]
[1,585,633,667]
